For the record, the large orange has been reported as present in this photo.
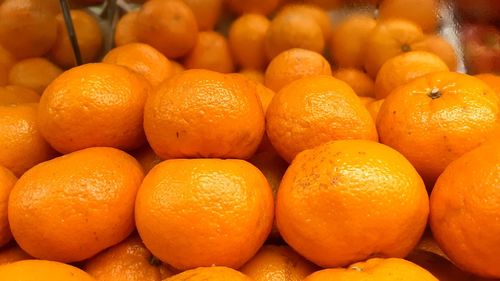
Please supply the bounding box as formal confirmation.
[0,85,39,105]
[276,140,428,267]
[239,69,265,84]
[182,0,222,30]
[379,0,439,32]
[476,73,500,97]
[8,57,62,94]
[333,68,375,97]
[38,63,150,154]
[144,69,264,160]
[0,166,16,247]
[277,4,333,41]
[418,35,458,71]
[183,31,235,73]
[0,244,32,266]
[135,159,274,270]
[266,76,377,162]
[229,73,275,113]
[430,143,500,278]
[377,72,500,185]
[0,44,15,86]
[165,266,252,281]
[8,147,144,262]
[225,0,280,15]
[114,11,139,46]
[0,260,96,281]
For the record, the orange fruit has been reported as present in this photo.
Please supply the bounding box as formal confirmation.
[38,63,150,154]
[377,72,500,185]
[414,231,447,259]
[239,69,265,84]
[170,61,185,75]
[131,145,162,174]
[0,244,32,266]
[329,14,376,69]
[291,0,342,9]
[144,69,264,160]
[417,35,458,71]
[430,143,500,278]
[266,75,378,162]
[0,166,16,247]
[379,0,439,32]
[135,159,274,270]
[276,140,428,267]
[8,57,62,94]
[359,96,375,106]
[84,234,174,281]
[364,19,425,78]
[8,147,144,262]
[184,31,235,73]
[225,0,280,15]
[114,11,139,46]
[374,51,449,99]
[0,103,56,177]
[49,10,103,68]
[333,68,375,97]
[229,73,275,113]
[0,85,39,105]
[137,0,198,59]
[0,44,15,86]
[278,4,333,41]
[0,0,57,59]
[0,260,96,281]
[228,14,270,70]
[165,266,252,281]
[240,245,317,281]
[103,43,173,87]
[264,48,332,92]
[406,250,472,281]
[265,12,325,60]
[476,73,500,96]
[366,99,384,121]
[303,258,437,280]
[182,0,222,31]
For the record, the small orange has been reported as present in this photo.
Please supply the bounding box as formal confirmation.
[131,145,162,173]
[225,0,280,15]
[38,63,150,154]
[304,258,437,281]
[228,14,270,70]
[278,4,333,41]
[239,69,265,84]
[417,35,458,71]
[0,260,96,281]
[374,51,449,99]
[264,48,332,92]
[266,75,378,162]
[0,85,40,105]
[366,99,384,121]
[476,73,500,96]
[0,103,56,177]
[240,245,318,281]
[49,10,103,68]
[8,147,144,262]
[137,0,198,59]
[377,72,500,185]
[359,97,376,106]
[0,44,15,86]
[229,73,275,113]
[0,166,16,247]
[144,69,264,160]
[114,11,139,46]
[0,244,32,266]
[84,234,174,281]
[333,68,375,97]
[329,13,376,69]
[135,159,274,270]
[379,0,439,32]
[103,43,173,87]
[184,31,235,73]
[8,57,62,94]
[406,250,472,281]
[182,0,222,31]
[291,0,343,9]
[430,143,500,278]
[170,61,185,75]
[265,12,325,60]
[165,266,252,281]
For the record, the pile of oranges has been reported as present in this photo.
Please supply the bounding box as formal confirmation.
[0,0,499,280]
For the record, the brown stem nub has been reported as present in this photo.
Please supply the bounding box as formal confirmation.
[401,44,411,52]
[428,88,442,99]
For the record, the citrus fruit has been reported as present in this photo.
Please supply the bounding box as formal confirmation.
[114,11,139,46]
[0,244,31,266]
[184,31,235,73]
[182,0,222,31]
[0,165,16,247]
[0,85,39,105]
[132,146,162,174]
[0,44,15,86]
[170,61,185,75]
[366,99,384,121]
[379,0,439,32]
[333,68,375,97]
[8,57,62,94]
[278,4,333,41]
[165,266,252,281]
[417,35,458,71]
[0,260,96,281]
[476,73,500,96]
[406,249,472,281]
[239,69,265,84]
[225,0,280,15]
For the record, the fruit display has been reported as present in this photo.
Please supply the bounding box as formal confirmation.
[0,0,499,280]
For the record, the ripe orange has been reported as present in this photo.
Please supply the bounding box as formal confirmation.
[137,0,198,58]
[38,63,150,154]
[359,97,375,106]
[229,73,275,113]
[374,51,449,99]
[8,147,144,262]
[114,11,139,46]
[0,166,16,247]
[278,4,333,41]
[182,0,222,31]
[292,0,342,9]
[329,13,376,69]
[406,250,472,281]
[170,61,185,75]
[103,43,173,87]
[49,10,103,68]
[184,31,235,73]
[0,103,56,177]
[379,0,439,32]
[8,57,62,94]
[264,48,332,92]
[132,146,162,173]
[377,72,500,185]
[430,143,500,278]
[241,245,317,281]
[276,140,428,267]
[417,35,458,71]
[304,258,437,280]
[165,266,252,281]
[0,85,39,105]
[0,260,96,281]
[0,44,15,86]
[266,76,377,162]
[84,234,174,281]
[0,244,32,266]
[135,159,274,270]
[225,0,280,15]
[476,73,500,96]
[333,68,375,97]
[366,99,384,121]
[144,69,264,160]
[228,14,270,70]
[239,69,265,84]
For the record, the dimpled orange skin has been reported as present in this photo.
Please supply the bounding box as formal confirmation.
[379,0,439,32]
[228,73,275,113]
[333,68,375,98]
[0,45,16,86]
[476,73,500,97]
[229,14,270,70]
[0,85,39,105]
[166,266,252,281]
[182,0,222,31]
[8,147,144,263]
[38,63,150,154]
[114,12,139,46]
[0,103,56,177]
[0,166,16,247]
[103,43,173,88]
[144,69,264,160]
[0,244,32,266]
[278,4,333,41]
[304,258,438,281]
[225,0,280,15]
[430,144,500,278]
[8,57,63,94]
[135,159,274,270]
[84,235,173,281]
[276,140,429,267]
[264,48,332,92]
[184,31,235,73]
[0,260,96,281]
[266,76,378,162]
[377,72,500,185]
